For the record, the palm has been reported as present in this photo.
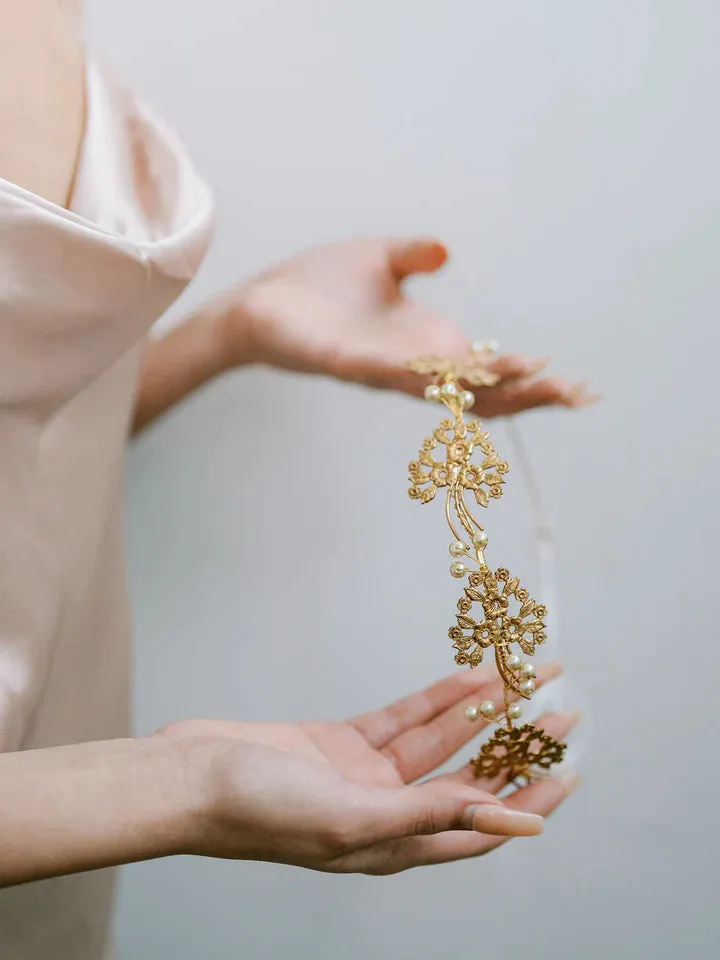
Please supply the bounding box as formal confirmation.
[242,238,463,374]
[162,665,578,872]
[167,660,566,792]
[228,237,591,415]
[299,721,405,788]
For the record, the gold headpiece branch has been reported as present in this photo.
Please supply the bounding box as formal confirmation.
[407,342,566,782]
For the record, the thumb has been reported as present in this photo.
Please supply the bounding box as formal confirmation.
[388,237,449,281]
[356,781,544,844]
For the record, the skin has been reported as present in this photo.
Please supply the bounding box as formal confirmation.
[0,0,84,206]
[0,1,588,888]
[132,237,595,432]
[0,665,580,886]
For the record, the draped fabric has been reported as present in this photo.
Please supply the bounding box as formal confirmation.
[0,52,213,960]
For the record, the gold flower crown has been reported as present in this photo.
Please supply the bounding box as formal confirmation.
[407,342,566,783]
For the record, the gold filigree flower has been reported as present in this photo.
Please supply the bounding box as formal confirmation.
[408,420,508,506]
[449,567,547,676]
[471,723,566,779]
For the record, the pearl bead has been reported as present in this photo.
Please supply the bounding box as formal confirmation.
[507,703,523,720]
[519,679,536,697]
[486,340,500,353]
[449,541,466,558]
[472,531,489,549]
[450,561,468,579]
[479,700,496,718]
[520,663,536,679]
[424,384,441,401]
[441,382,458,397]
[460,390,475,409]
[464,705,480,722]
[506,654,522,671]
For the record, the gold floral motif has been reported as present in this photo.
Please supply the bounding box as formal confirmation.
[408,419,509,506]
[450,567,547,685]
[408,352,500,388]
[406,349,565,786]
[471,723,566,779]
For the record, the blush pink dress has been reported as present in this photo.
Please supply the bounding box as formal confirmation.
[0,46,214,960]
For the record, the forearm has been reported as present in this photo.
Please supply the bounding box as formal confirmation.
[0,737,192,887]
[132,299,251,433]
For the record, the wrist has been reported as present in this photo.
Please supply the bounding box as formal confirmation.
[152,726,239,858]
[132,296,253,432]
[200,288,259,375]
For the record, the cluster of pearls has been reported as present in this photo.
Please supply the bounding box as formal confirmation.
[506,655,536,696]
[448,531,489,577]
[464,700,497,722]
[464,698,525,723]
[463,656,538,726]
[424,382,475,409]
[449,541,470,578]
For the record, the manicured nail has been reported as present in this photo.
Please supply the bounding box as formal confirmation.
[541,661,564,681]
[526,357,551,377]
[464,804,544,837]
[560,772,582,796]
[562,383,601,409]
[574,393,602,408]
[556,709,582,727]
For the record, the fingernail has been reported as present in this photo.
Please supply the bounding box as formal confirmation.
[563,383,601,409]
[558,381,583,404]
[574,393,602,408]
[559,772,582,796]
[556,709,583,728]
[464,804,544,837]
[526,357,551,376]
[541,661,564,681]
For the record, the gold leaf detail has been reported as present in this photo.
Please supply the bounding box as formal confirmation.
[408,351,500,388]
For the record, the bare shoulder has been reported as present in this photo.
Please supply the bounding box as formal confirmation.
[0,0,85,206]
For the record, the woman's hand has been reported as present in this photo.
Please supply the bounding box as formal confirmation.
[160,663,580,875]
[133,237,595,431]
[212,237,591,415]
[0,664,579,887]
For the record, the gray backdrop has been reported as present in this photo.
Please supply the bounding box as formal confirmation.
[85,1,720,958]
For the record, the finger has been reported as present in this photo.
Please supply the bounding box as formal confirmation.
[350,665,501,748]
[388,238,449,281]
[438,708,582,790]
[489,354,550,382]
[380,662,563,783]
[364,772,579,871]
[341,779,543,854]
[378,354,550,397]
[475,772,582,856]
[472,377,597,417]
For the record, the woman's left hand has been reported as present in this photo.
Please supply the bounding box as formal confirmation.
[133,237,594,431]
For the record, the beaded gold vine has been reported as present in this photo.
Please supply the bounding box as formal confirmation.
[408,342,566,783]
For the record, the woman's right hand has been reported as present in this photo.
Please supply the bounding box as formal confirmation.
[162,664,581,875]
[0,664,579,887]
